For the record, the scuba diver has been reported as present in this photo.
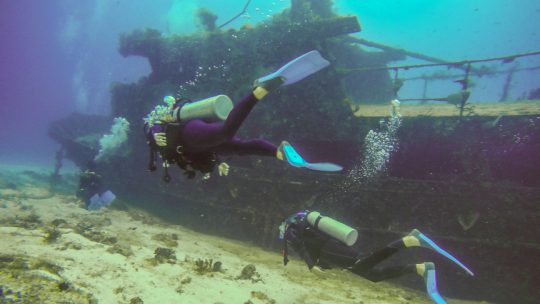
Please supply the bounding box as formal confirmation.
[144,51,343,182]
[279,210,474,304]
[76,161,116,210]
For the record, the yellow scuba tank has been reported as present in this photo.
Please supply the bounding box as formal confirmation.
[173,95,233,122]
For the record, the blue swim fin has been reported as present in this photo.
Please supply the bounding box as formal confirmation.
[100,190,116,206]
[87,190,116,210]
[411,229,474,276]
[280,141,343,172]
[423,263,447,304]
[256,50,330,86]
[88,194,101,210]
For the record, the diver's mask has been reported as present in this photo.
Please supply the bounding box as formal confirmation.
[278,210,309,240]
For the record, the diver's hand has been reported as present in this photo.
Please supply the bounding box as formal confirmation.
[218,162,230,176]
[153,132,167,147]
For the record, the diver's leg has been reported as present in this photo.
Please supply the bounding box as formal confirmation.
[360,262,446,303]
[406,229,474,276]
[360,264,417,282]
[316,239,416,281]
[318,239,359,268]
[215,137,277,157]
[221,92,264,139]
[417,262,447,304]
[351,238,406,274]
[219,76,284,139]
[351,228,473,275]
[182,89,277,151]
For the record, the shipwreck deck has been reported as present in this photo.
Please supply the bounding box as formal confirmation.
[353,99,540,117]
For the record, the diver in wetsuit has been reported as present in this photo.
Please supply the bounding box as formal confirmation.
[76,163,104,207]
[279,210,474,304]
[144,51,343,182]
[76,161,116,210]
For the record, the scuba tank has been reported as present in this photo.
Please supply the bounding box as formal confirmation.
[306,211,358,246]
[171,95,233,122]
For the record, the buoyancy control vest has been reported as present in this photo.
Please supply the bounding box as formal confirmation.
[146,122,218,182]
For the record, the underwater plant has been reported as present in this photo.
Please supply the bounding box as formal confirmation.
[153,247,176,264]
[236,264,262,283]
[193,258,221,275]
[43,227,62,244]
[94,117,130,163]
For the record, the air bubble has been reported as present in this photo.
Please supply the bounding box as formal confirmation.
[344,108,402,187]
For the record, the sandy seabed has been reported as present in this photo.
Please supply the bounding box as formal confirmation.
[0,168,486,304]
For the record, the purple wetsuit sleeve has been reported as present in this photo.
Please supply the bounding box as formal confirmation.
[181,93,260,152]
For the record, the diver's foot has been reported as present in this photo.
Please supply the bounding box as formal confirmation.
[417,262,447,304]
[253,75,286,92]
[277,141,302,165]
[276,141,287,161]
[276,141,306,167]
[406,229,474,276]
[276,141,343,172]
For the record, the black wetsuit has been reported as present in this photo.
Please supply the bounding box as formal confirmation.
[76,170,104,208]
[283,212,416,282]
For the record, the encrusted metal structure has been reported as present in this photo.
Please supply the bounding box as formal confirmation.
[49,1,540,303]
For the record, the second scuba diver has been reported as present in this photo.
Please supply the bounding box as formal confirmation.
[144,51,343,182]
[76,161,116,210]
[279,210,474,304]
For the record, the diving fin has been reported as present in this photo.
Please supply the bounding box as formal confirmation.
[422,263,447,304]
[100,190,116,206]
[87,190,116,210]
[256,50,330,87]
[279,141,343,172]
[410,229,474,276]
[88,194,100,209]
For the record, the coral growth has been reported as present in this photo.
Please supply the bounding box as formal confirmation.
[74,222,117,245]
[42,227,62,244]
[193,258,221,275]
[0,255,95,303]
[2,213,42,230]
[130,297,144,304]
[94,117,130,163]
[153,247,176,264]
[107,243,134,257]
[236,264,262,283]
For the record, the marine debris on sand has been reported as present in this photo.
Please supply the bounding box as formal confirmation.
[0,168,489,304]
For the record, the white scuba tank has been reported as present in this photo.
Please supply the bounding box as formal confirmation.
[307,211,358,246]
[176,95,233,122]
